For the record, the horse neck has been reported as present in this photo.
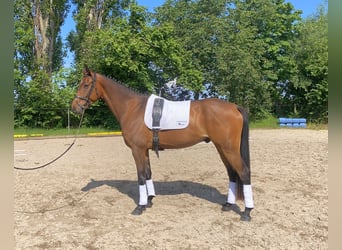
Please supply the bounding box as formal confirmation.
[98,76,138,122]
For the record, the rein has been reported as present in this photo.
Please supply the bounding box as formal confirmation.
[14,72,98,171]
[14,110,85,171]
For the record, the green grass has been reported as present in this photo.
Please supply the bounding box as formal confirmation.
[14,127,117,137]
[250,116,279,129]
[250,116,328,130]
[14,116,327,138]
[305,123,328,130]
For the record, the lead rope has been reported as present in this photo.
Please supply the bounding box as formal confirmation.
[14,109,86,171]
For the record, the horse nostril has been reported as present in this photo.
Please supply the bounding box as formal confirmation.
[71,105,80,115]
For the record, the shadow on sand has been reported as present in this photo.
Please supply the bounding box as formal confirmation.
[81,179,242,215]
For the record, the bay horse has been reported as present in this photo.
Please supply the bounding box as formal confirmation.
[71,66,254,221]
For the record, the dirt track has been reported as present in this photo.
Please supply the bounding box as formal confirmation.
[14,129,328,249]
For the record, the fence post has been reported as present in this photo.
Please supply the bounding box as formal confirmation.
[67,108,70,134]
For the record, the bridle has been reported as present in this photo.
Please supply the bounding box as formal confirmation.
[75,72,99,111]
[14,71,98,171]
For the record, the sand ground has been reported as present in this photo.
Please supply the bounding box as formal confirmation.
[14,129,328,249]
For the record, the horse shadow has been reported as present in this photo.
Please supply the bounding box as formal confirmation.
[81,179,242,215]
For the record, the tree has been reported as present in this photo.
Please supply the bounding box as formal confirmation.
[154,0,225,100]
[14,0,327,129]
[14,0,71,128]
[229,0,301,119]
[67,0,131,64]
[69,1,201,91]
[293,3,328,122]
[30,0,69,76]
[154,0,301,119]
[66,1,201,128]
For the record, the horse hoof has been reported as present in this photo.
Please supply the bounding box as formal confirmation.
[131,205,146,215]
[221,202,234,212]
[240,208,253,221]
[147,196,154,208]
[240,214,252,222]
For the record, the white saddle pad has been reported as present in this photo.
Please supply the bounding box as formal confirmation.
[144,94,191,130]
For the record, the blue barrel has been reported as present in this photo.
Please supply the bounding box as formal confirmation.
[279,118,292,124]
[279,117,287,124]
[278,117,306,128]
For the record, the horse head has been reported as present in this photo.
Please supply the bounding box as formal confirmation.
[71,65,102,115]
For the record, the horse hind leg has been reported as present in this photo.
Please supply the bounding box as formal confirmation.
[216,145,254,221]
[221,165,242,211]
[229,153,254,221]
[215,145,239,207]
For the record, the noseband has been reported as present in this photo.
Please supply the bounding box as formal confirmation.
[75,72,98,110]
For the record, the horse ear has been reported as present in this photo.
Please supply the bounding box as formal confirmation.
[83,64,91,76]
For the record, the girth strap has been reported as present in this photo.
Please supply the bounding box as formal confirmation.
[151,98,164,157]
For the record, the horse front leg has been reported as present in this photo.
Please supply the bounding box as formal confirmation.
[131,148,156,215]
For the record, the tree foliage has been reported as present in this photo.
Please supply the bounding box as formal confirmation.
[154,0,303,119]
[67,1,203,127]
[293,4,328,122]
[14,0,328,129]
[14,0,71,128]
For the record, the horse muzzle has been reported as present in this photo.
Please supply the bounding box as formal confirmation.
[71,98,89,115]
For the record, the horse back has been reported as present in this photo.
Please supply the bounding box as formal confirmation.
[191,98,243,126]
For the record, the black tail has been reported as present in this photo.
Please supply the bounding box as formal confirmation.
[236,106,251,200]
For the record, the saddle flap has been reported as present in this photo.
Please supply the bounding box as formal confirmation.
[144,94,191,130]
